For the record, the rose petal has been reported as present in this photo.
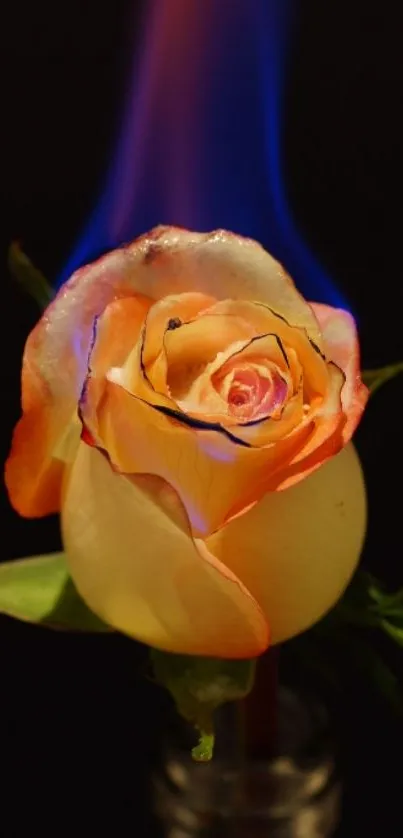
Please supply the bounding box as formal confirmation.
[62,442,269,657]
[269,362,346,491]
[163,313,257,398]
[5,289,151,517]
[204,299,329,400]
[5,364,81,517]
[89,297,151,378]
[178,333,300,436]
[5,403,76,517]
[139,291,216,373]
[127,309,256,399]
[80,376,313,537]
[310,302,369,442]
[5,228,324,519]
[207,443,366,644]
[126,227,324,348]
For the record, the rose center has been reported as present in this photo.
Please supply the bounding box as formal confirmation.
[229,387,250,407]
[221,365,288,420]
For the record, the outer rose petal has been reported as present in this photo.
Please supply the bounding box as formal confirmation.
[127,227,324,349]
[5,402,73,518]
[5,294,151,517]
[62,442,269,658]
[310,302,369,442]
[207,443,366,644]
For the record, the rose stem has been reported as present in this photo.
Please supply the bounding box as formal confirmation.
[242,647,280,759]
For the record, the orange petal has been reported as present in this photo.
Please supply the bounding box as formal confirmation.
[269,362,346,491]
[178,333,303,441]
[80,376,313,537]
[5,403,75,517]
[310,302,369,442]
[122,292,216,397]
[5,342,82,517]
[89,296,150,378]
[140,292,216,369]
[207,443,366,644]
[6,288,150,518]
[204,299,329,400]
[164,312,257,398]
[228,392,305,447]
[62,442,269,657]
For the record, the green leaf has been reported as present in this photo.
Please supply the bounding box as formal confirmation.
[326,570,403,645]
[362,361,403,395]
[151,650,256,762]
[0,553,110,632]
[371,587,403,615]
[380,621,403,647]
[8,241,53,309]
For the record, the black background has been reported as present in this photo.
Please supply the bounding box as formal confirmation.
[2,1,403,835]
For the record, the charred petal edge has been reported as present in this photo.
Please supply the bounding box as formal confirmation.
[254,302,327,361]
[134,395,253,447]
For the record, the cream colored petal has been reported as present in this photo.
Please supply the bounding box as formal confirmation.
[207,443,366,644]
[62,442,269,657]
[124,227,324,348]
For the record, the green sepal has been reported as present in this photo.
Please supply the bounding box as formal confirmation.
[0,552,110,632]
[8,242,53,310]
[150,650,256,761]
[362,361,403,396]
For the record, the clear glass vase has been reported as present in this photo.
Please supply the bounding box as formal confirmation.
[153,687,341,838]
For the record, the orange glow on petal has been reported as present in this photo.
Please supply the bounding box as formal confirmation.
[5,407,68,517]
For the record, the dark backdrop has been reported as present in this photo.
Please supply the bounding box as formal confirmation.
[2,1,402,835]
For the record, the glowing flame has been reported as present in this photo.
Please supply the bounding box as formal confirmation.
[60,0,348,308]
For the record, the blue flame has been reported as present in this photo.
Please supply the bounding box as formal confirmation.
[59,0,349,310]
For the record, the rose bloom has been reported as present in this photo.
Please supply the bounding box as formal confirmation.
[6,227,368,658]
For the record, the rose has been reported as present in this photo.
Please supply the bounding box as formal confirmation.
[6,226,368,658]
